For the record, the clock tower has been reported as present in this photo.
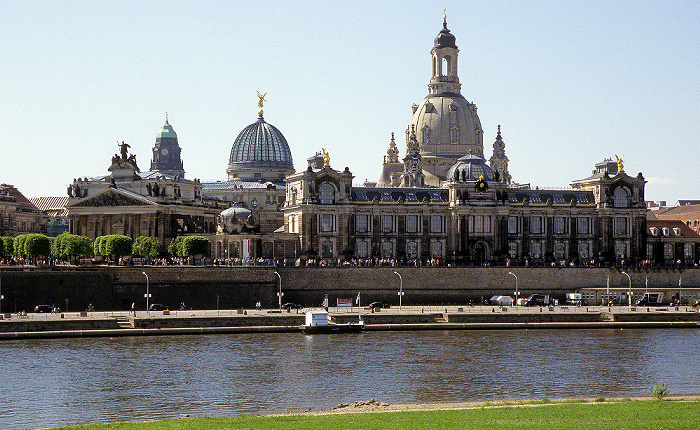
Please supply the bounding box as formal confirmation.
[150,113,185,178]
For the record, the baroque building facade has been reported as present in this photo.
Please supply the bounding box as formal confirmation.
[282,18,654,266]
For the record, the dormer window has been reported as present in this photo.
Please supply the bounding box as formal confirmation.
[650,227,658,236]
[673,227,681,236]
[613,187,630,208]
[319,183,335,204]
[662,227,669,236]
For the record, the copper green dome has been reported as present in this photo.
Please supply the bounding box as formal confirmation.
[157,119,177,139]
[228,115,294,172]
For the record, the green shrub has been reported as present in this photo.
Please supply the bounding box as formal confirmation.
[132,236,160,257]
[650,382,669,400]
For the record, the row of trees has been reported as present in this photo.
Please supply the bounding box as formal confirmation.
[0,233,211,261]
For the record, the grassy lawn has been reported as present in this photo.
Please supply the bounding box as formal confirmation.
[51,399,700,430]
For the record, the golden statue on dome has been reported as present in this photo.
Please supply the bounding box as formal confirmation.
[256,91,267,116]
[322,148,330,168]
[615,155,624,173]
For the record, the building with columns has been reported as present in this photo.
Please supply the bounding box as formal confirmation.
[282,18,658,266]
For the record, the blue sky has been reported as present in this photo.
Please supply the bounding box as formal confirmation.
[1,1,698,205]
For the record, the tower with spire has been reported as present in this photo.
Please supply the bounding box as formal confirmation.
[489,125,511,184]
[150,113,185,178]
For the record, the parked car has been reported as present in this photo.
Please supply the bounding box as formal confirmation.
[149,304,169,311]
[489,295,513,306]
[282,302,303,310]
[523,294,549,307]
[34,304,53,313]
[368,302,390,309]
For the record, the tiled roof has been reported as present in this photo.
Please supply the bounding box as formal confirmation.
[29,196,69,217]
[0,183,40,212]
[507,190,594,205]
[202,180,284,191]
[646,220,699,237]
[351,187,448,203]
[658,204,700,216]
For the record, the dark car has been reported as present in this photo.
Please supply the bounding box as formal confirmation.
[368,302,390,309]
[149,304,169,311]
[523,294,548,307]
[34,304,53,313]
[282,302,303,310]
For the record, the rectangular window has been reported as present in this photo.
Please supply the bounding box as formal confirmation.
[615,217,628,235]
[530,216,542,234]
[646,243,654,258]
[355,214,369,233]
[664,243,674,260]
[508,216,518,234]
[531,241,542,258]
[321,240,333,258]
[579,242,590,259]
[554,217,566,234]
[555,242,566,259]
[381,215,395,233]
[320,213,334,232]
[430,215,444,233]
[405,215,419,233]
[381,241,393,258]
[406,241,419,258]
[356,241,369,258]
[508,242,518,258]
[616,242,628,258]
[685,243,693,259]
[578,217,590,235]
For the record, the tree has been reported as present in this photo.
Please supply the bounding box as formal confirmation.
[53,233,92,264]
[23,234,51,257]
[13,235,28,256]
[168,236,184,257]
[183,236,210,258]
[132,236,160,257]
[0,236,13,257]
[104,235,132,257]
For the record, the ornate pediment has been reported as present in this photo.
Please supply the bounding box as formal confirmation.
[69,189,154,208]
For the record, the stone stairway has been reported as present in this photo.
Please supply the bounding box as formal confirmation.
[115,316,133,329]
[434,315,448,323]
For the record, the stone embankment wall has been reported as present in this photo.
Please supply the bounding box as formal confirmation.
[0,266,697,312]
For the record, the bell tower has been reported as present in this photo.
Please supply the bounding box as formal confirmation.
[429,13,461,95]
[150,113,185,178]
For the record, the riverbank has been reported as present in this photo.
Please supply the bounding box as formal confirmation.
[2,305,699,340]
[45,396,700,429]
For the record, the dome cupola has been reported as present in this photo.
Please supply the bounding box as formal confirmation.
[447,152,495,182]
[227,95,295,182]
[434,16,457,49]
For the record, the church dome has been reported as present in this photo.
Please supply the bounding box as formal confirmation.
[219,205,252,220]
[447,152,495,182]
[157,120,177,139]
[434,20,457,49]
[228,115,294,174]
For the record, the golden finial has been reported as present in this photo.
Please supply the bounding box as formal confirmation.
[615,155,624,173]
[444,8,447,21]
[256,91,267,116]
[322,148,330,168]
[165,112,168,123]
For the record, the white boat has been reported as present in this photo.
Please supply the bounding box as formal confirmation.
[300,310,364,334]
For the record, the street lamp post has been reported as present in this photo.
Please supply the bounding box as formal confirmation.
[142,272,151,314]
[393,271,403,310]
[508,272,518,309]
[273,271,282,312]
[621,271,632,310]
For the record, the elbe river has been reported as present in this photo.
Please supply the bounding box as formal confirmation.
[2,329,700,429]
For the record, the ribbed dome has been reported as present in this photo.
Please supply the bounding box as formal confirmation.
[157,120,177,139]
[447,153,495,182]
[434,20,457,49]
[228,115,294,172]
[219,206,252,220]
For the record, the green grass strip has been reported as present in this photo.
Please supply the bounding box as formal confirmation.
[50,399,700,430]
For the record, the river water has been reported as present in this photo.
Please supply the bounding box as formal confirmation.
[2,329,700,429]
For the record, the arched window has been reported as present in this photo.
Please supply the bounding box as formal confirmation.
[422,126,430,144]
[614,187,629,208]
[319,183,335,204]
[431,241,443,258]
